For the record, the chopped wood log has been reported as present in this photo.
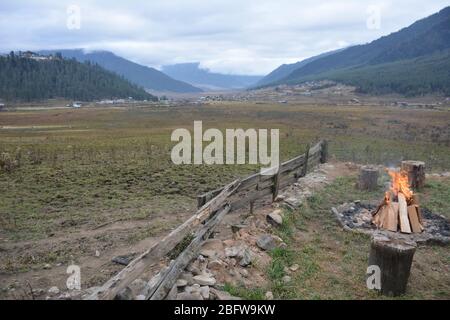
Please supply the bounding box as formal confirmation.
[379,206,388,229]
[86,179,240,300]
[407,206,423,233]
[411,194,423,225]
[414,205,424,231]
[398,193,412,233]
[386,203,399,232]
[368,234,416,296]
[358,166,379,190]
[401,161,425,189]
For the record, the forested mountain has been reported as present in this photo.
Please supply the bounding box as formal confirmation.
[38,50,203,93]
[255,49,344,87]
[0,52,157,102]
[261,6,450,96]
[161,63,263,90]
[287,50,450,96]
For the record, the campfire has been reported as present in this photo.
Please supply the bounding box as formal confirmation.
[372,169,424,233]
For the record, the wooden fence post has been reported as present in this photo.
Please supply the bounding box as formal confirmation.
[320,140,328,164]
[302,144,310,177]
[272,167,281,202]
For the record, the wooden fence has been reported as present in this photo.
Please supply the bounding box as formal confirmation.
[86,139,328,300]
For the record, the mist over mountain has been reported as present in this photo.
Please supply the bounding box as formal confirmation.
[161,63,263,91]
[38,50,203,93]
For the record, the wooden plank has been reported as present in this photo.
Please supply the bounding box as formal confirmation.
[230,187,273,211]
[86,180,240,300]
[385,203,399,232]
[197,187,223,208]
[280,154,306,173]
[279,174,298,190]
[414,205,424,231]
[398,193,412,234]
[147,205,231,300]
[407,205,422,233]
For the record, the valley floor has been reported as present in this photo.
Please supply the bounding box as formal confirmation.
[0,99,449,299]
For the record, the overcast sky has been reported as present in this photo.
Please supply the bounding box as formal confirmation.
[0,1,448,75]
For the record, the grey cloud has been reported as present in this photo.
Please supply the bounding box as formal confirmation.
[0,0,448,75]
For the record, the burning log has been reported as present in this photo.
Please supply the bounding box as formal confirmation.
[398,193,411,234]
[371,169,424,233]
[401,161,425,189]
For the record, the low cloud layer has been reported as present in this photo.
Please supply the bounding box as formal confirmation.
[0,0,447,75]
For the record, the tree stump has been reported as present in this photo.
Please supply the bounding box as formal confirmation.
[358,166,379,190]
[368,233,417,296]
[401,161,425,189]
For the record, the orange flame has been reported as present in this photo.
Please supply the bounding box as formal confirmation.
[387,169,413,200]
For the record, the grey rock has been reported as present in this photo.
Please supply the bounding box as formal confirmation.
[225,246,240,257]
[285,197,302,208]
[265,291,274,300]
[282,275,292,284]
[114,287,134,300]
[176,292,203,300]
[256,234,276,251]
[200,286,210,300]
[267,212,283,226]
[193,275,216,286]
[239,248,253,267]
[48,286,60,295]
[208,259,224,270]
[176,279,188,287]
[289,264,299,272]
[179,272,194,285]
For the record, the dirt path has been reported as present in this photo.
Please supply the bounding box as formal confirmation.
[0,210,192,299]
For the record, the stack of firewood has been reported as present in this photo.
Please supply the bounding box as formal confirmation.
[372,170,424,234]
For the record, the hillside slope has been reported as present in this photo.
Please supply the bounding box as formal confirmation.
[285,7,450,80]
[255,49,344,87]
[264,7,450,96]
[39,50,203,93]
[0,53,157,101]
[285,50,450,96]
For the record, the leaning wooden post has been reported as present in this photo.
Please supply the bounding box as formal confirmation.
[302,144,310,177]
[368,233,417,297]
[401,161,425,189]
[320,140,328,164]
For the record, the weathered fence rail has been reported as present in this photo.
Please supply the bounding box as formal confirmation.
[87,140,328,300]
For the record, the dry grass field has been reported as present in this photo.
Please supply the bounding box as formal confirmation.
[0,100,449,299]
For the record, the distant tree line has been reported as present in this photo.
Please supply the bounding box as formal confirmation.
[0,52,157,102]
